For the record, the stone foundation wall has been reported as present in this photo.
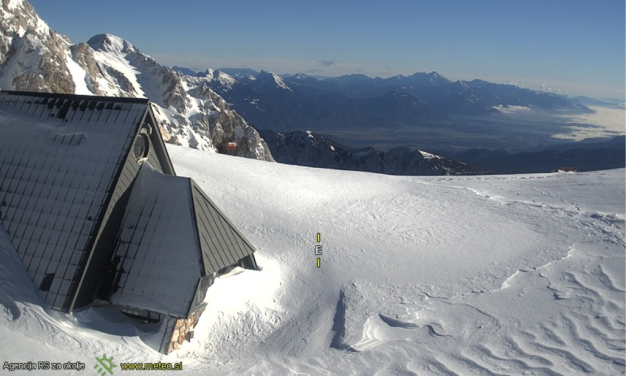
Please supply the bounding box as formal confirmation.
[164,308,205,354]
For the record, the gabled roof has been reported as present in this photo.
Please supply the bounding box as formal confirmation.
[0,90,257,317]
[110,163,256,318]
[191,179,256,276]
[0,91,149,310]
[111,163,201,317]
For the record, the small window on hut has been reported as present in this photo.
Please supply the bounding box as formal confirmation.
[133,133,150,161]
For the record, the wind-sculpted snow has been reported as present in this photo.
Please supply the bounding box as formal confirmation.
[0,222,154,367]
[326,244,624,375]
[0,146,624,375]
[169,149,626,375]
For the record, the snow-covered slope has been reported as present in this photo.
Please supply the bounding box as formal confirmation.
[0,0,75,94]
[0,146,624,375]
[0,0,272,160]
[260,128,478,175]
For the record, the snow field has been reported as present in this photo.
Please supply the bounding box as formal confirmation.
[0,145,624,375]
[169,147,625,375]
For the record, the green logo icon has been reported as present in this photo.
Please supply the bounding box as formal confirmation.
[94,355,116,375]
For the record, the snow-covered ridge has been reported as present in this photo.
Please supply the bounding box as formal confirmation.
[258,70,293,91]
[0,5,273,161]
[419,150,442,160]
[214,70,237,89]
[0,0,73,93]
[261,129,473,175]
[0,0,50,39]
[493,104,532,113]
[88,33,136,54]
[455,79,470,90]
[270,73,292,91]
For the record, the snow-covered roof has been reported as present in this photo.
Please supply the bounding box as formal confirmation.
[110,163,201,318]
[0,90,256,318]
[110,162,257,318]
[0,91,148,311]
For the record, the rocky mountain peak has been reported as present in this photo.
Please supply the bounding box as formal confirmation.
[257,70,292,91]
[0,1,274,161]
[212,69,237,89]
[198,68,214,77]
[453,80,470,91]
[87,33,136,54]
[291,73,311,80]
[426,71,449,84]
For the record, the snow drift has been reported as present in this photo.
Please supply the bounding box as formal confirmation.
[0,145,624,375]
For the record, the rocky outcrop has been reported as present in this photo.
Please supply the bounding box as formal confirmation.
[70,42,103,94]
[260,129,479,176]
[0,0,273,161]
[163,308,205,354]
[0,0,75,93]
[77,33,273,160]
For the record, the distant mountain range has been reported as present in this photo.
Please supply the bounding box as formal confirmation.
[261,128,624,175]
[172,67,623,175]
[569,96,625,109]
[1,0,622,176]
[438,136,626,174]
[173,67,592,132]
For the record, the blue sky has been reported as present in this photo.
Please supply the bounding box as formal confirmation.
[29,0,626,99]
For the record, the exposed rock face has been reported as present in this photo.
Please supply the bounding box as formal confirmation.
[260,129,479,176]
[164,308,205,354]
[69,42,102,93]
[0,0,74,93]
[0,0,273,161]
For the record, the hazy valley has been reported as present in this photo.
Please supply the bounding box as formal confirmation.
[180,66,625,174]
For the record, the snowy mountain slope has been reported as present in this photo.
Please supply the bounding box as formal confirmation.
[0,0,75,94]
[260,128,479,175]
[0,0,272,160]
[0,147,624,375]
[80,33,271,158]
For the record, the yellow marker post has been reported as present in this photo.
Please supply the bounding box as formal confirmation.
[316,233,322,268]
